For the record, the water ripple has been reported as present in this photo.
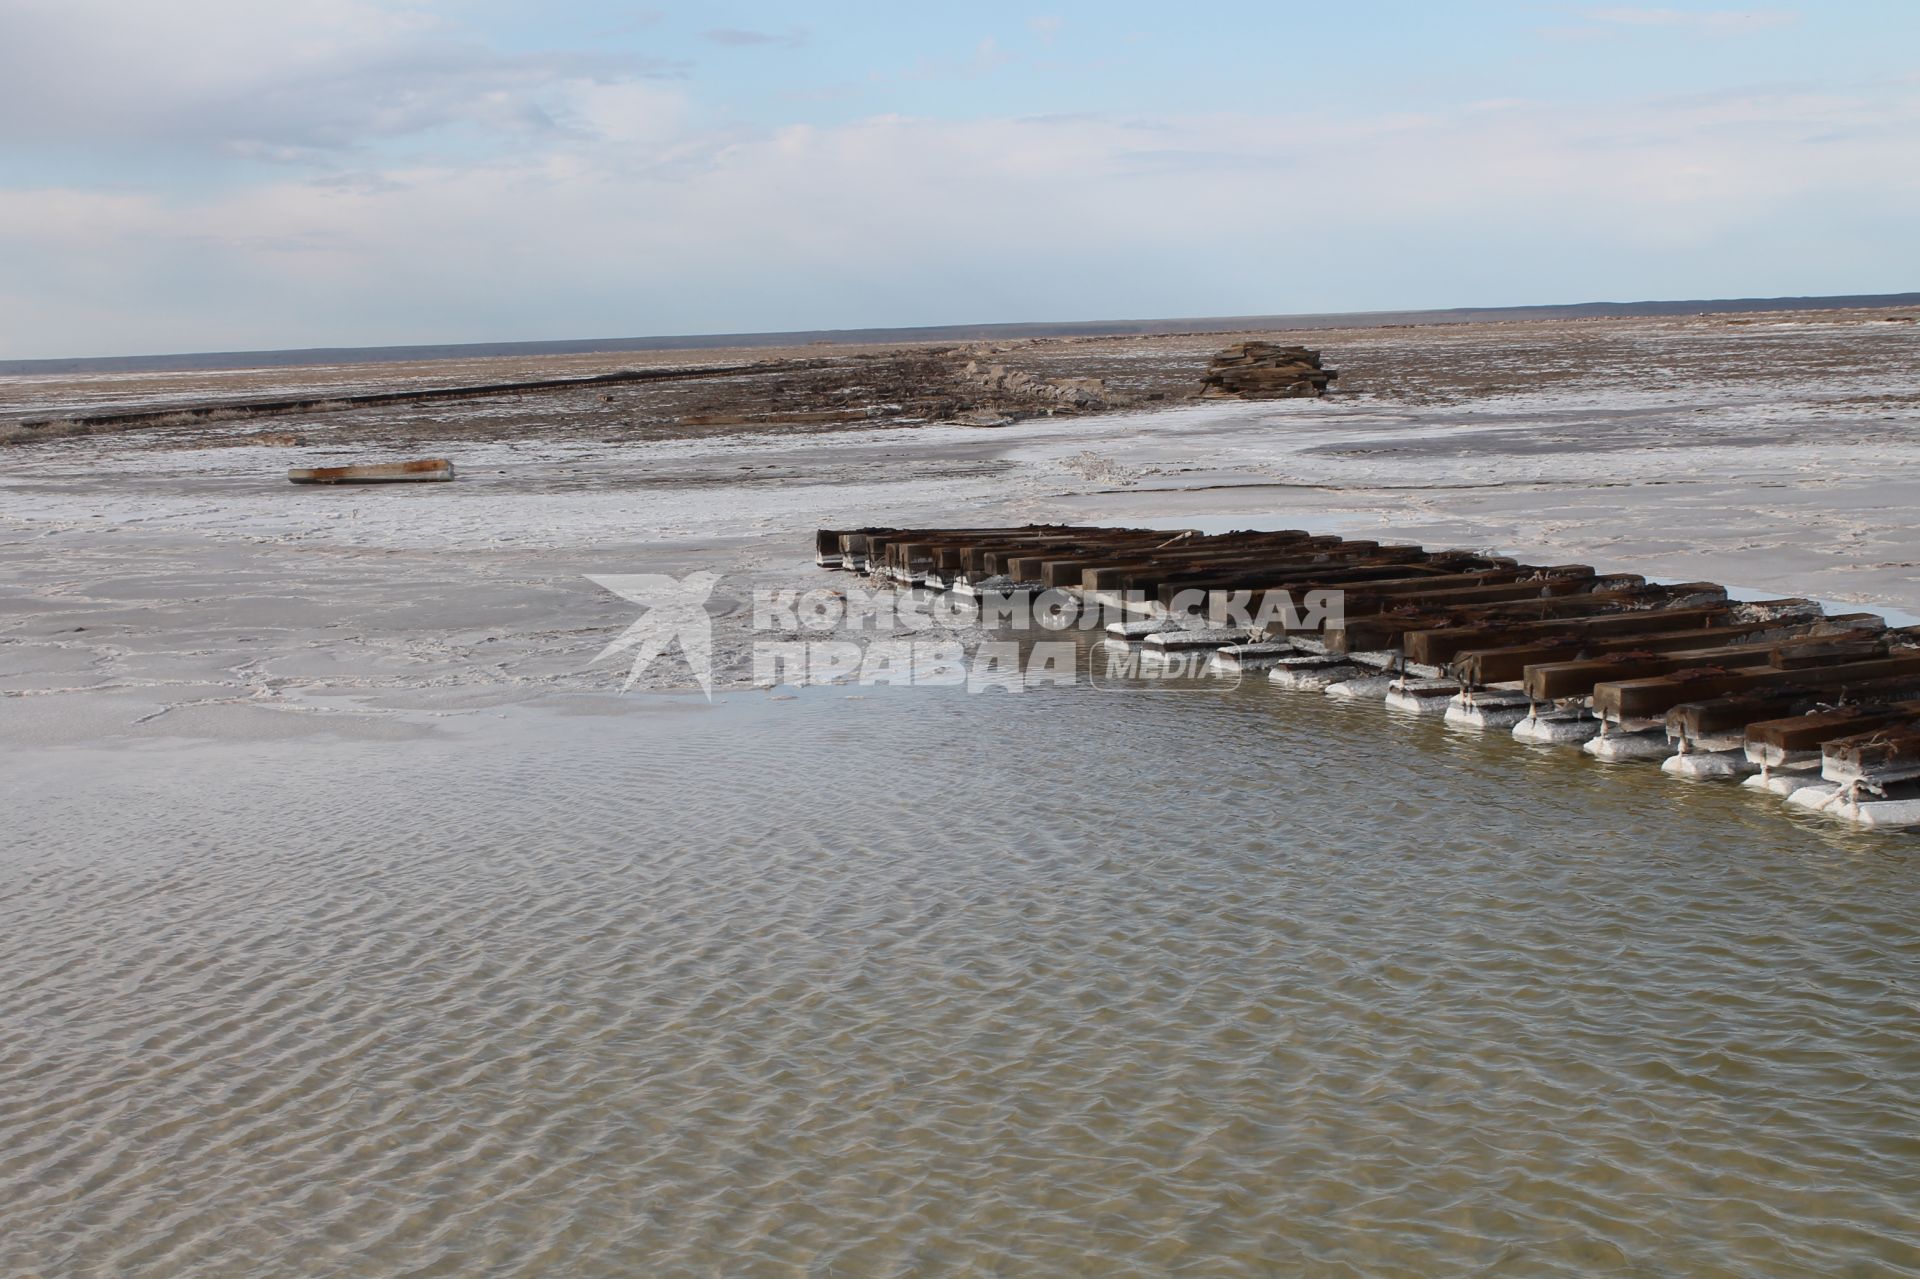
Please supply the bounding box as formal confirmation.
[3,684,1919,1276]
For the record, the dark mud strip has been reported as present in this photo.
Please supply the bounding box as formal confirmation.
[13,358,834,433]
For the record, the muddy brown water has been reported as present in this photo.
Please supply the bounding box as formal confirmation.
[4,675,1917,1277]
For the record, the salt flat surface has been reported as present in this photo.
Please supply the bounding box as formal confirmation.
[3,314,1917,745]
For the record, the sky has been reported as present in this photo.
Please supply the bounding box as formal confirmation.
[2,1,1918,359]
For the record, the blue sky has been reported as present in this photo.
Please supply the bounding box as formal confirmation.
[2,1,1918,358]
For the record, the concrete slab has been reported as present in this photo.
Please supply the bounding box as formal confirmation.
[1208,641,1297,672]
[1327,673,1400,699]
[1384,678,1461,714]
[1661,750,1754,780]
[1444,691,1533,731]
[1105,617,1185,640]
[1744,772,1811,796]
[1142,627,1256,651]
[1269,657,1362,691]
[1585,730,1674,761]
[1513,710,1602,744]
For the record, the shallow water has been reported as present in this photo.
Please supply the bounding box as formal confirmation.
[4,678,1919,1277]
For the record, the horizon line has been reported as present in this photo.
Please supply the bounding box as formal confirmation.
[6,289,1917,377]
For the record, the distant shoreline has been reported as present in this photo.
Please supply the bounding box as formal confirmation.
[6,291,1916,377]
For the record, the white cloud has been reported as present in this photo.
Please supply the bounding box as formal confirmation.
[0,0,679,153]
[0,2,1913,358]
[3,76,1917,358]
[561,81,692,147]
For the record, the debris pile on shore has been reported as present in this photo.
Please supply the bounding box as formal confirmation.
[1200,343,1336,399]
[960,360,1113,412]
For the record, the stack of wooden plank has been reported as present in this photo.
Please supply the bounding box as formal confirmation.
[1199,343,1336,399]
[288,457,454,484]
